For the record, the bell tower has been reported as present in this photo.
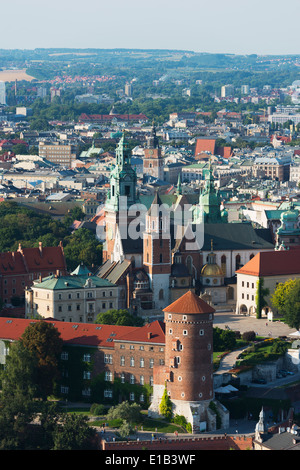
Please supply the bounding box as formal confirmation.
[143,122,164,181]
[103,132,138,262]
[143,192,171,309]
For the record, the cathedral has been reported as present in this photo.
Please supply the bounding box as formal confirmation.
[98,131,275,315]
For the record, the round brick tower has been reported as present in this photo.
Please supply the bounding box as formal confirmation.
[148,290,230,432]
[163,290,215,403]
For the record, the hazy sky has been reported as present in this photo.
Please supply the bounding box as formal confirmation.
[2,0,300,55]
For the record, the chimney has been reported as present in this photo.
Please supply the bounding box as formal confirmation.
[39,241,43,255]
[56,270,60,277]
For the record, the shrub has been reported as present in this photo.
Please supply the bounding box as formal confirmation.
[242,331,256,342]
[90,403,106,416]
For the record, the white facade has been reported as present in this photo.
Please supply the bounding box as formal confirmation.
[235,271,300,316]
[0,81,6,105]
[25,276,119,322]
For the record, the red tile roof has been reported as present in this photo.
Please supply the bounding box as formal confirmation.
[163,290,215,315]
[0,251,26,275]
[195,139,216,156]
[0,318,165,348]
[236,249,300,277]
[18,245,67,272]
[116,321,165,344]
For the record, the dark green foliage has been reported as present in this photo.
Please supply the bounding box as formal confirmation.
[95,308,144,327]
[0,201,102,271]
[213,327,237,351]
[52,413,97,450]
[20,321,63,399]
[242,331,256,342]
[89,403,107,416]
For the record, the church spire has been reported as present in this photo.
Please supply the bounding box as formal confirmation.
[106,132,138,211]
[176,172,182,196]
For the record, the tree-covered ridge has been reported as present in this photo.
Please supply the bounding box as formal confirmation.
[0,201,102,271]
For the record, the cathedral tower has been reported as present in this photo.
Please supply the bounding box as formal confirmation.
[143,192,171,309]
[143,123,164,181]
[103,132,138,262]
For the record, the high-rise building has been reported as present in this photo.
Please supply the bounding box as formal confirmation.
[221,84,234,98]
[0,81,6,105]
[38,141,78,166]
[125,82,132,97]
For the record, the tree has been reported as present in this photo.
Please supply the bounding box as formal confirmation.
[271,279,297,313]
[52,414,98,450]
[159,385,172,421]
[272,279,300,330]
[95,308,144,327]
[0,342,38,449]
[20,321,63,399]
[106,401,142,424]
[213,327,237,351]
[63,228,102,271]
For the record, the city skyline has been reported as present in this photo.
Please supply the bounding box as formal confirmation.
[1,0,300,56]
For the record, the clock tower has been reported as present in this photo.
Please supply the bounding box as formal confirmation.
[143,123,164,181]
[103,132,139,262]
[143,191,171,309]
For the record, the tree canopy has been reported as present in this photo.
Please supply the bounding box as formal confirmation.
[272,279,300,330]
[20,321,63,399]
[95,309,144,327]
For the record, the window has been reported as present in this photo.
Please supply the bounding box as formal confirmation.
[121,373,125,383]
[130,374,135,384]
[140,375,144,385]
[83,354,91,362]
[129,392,135,401]
[183,330,188,336]
[83,371,91,380]
[149,358,154,368]
[140,357,145,368]
[61,352,68,360]
[120,356,125,366]
[130,357,135,367]
[199,329,204,336]
[104,389,113,398]
[105,371,113,382]
[105,354,113,364]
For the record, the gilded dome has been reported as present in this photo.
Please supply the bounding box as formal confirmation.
[201,263,223,277]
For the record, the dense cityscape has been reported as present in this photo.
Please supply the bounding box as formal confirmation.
[0,46,300,453]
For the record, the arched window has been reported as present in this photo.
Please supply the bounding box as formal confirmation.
[160,253,163,263]
[235,254,241,270]
[186,255,193,275]
[250,253,254,260]
[221,254,226,275]
[159,289,164,300]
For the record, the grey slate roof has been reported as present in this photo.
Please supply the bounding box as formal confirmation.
[201,223,274,251]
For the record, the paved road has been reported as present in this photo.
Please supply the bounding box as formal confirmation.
[213,311,296,338]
